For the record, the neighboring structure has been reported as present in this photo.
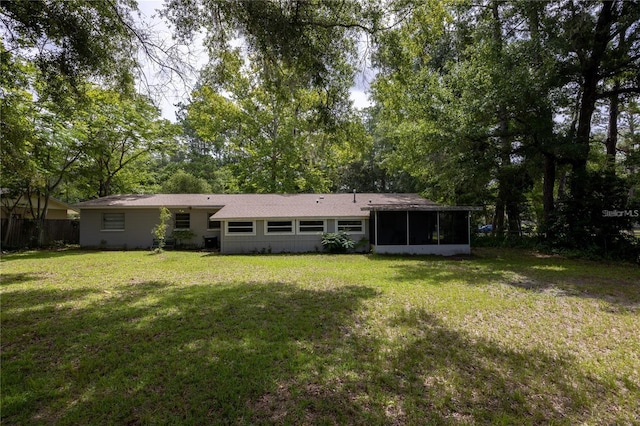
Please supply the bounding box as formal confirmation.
[75,193,478,255]
[1,192,80,247]
[0,192,79,220]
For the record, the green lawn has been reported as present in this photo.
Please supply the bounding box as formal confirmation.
[2,249,639,424]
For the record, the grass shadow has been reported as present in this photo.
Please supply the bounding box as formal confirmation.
[1,280,378,424]
[0,272,40,286]
[381,249,640,309]
[2,250,638,424]
[379,254,508,287]
[247,306,621,424]
[473,251,640,309]
[378,309,610,423]
[0,249,89,262]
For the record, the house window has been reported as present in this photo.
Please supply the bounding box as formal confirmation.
[207,214,221,230]
[226,221,255,235]
[298,220,326,234]
[175,213,190,229]
[337,219,364,233]
[265,220,293,234]
[102,213,124,230]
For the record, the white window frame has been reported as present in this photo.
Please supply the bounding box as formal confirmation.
[225,221,256,236]
[174,213,191,230]
[297,219,326,234]
[265,220,294,235]
[337,219,365,234]
[102,212,125,231]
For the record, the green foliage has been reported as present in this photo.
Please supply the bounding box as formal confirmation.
[545,171,640,261]
[1,2,175,209]
[171,229,196,247]
[151,207,171,252]
[161,170,212,194]
[0,0,141,91]
[74,87,178,198]
[182,49,370,193]
[163,0,366,95]
[0,46,37,197]
[321,231,356,253]
[371,0,640,251]
[159,0,382,194]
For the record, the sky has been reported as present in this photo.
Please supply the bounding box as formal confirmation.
[135,1,372,122]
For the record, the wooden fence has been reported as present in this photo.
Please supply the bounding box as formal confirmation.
[1,219,80,249]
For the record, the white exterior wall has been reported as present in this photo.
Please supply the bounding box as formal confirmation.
[80,208,221,249]
[79,210,369,252]
[80,209,157,249]
[220,219,369,254]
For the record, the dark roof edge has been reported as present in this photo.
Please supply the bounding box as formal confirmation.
[362,205,482,212]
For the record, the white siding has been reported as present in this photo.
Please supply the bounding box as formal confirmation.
[220,219,370,254]
[80,208,220,249]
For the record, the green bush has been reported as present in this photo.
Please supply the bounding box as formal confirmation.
[321,231,355,253]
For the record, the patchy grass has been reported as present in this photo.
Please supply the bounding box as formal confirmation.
[1,248,639,424]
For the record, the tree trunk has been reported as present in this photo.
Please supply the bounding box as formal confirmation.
[490,0,514,237]
[3,216,16,248]
[542,153,556,229]
[557,170,567,201]
[568,1,615,231]
[605,82,619,170]
[506,201,521,237]
[36,192,50,247]
[493,197,505,237]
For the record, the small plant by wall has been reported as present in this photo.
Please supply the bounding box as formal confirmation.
[321,231,355,253]
[151,207,171,252]
[172,229,196,248]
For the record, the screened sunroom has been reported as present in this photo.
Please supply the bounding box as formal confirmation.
[364,205,480,255]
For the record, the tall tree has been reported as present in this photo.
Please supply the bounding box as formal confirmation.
[371,0,639,248]
[162,0,385,121]
[371,1,538,230]
[0,0,145,95]
[183,48,368,193]
[74,87,177,198]
[1,0,159,244]
[548,1,640,238]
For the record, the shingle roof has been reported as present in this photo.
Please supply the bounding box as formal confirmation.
[75,193,439,219]
[75,194,224,209]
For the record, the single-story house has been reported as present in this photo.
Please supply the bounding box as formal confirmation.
[75,193,479,255]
